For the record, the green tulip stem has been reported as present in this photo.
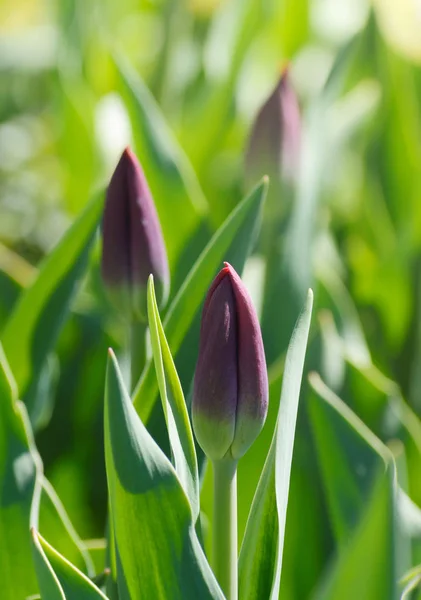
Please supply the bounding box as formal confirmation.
[130,320,147,393]
[212,458,238,600]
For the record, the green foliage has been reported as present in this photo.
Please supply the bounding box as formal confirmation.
[104,350,223,599]
[0,345,40,598]
[1,194,103,426]
[32,529,107,599]
[1,0,421,598]
[239,290,313,600]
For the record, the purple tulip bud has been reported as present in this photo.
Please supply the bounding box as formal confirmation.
[101,147,170,321]
[245,67,301,184]
[192,263,268,461]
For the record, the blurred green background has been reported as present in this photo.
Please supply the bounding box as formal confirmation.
[2,0,421,597]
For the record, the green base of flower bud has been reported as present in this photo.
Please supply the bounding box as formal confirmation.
[192,412,235,461]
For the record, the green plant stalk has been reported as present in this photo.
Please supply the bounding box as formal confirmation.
[212,458,238,600]
[130,320,147,392]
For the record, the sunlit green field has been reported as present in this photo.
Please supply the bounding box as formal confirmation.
[1,0,421,598]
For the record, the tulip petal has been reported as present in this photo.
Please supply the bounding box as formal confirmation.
[192,272,238,460]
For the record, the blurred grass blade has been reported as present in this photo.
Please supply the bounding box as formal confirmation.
[317,269,371,367]
[133,178,267,421]
[32,529,107,599]
[185,0,271,171]
[313,468,397,600]
[39,476,95,576]
[309,374,410,598]
[0,343,42,598]
[239,289,313,600]
[401,565,421,599]
[309,372,391,542]
[147,277,199,520]
[114,54,207,269]
[261,36,360,367]
[104,350,224,600]
[1,193,103,424]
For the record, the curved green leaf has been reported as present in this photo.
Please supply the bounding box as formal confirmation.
[39,476,95,576]
[147,276,199,520]
[133,178,268,420]
[239,289,313,600]
[32,529,65,600]
[309,374,410,599]
[2,193,103,423]
[0,343,42,599]
[308,372,391,543]
[312,468,398,600]
[104,350,224,600]
[32,529,107,599]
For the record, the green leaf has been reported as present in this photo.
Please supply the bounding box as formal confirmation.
[308,372,391,543]
[32,529,65,600]
[32,529,108,599]
[133,178,268,421]
[1,193,103,424]
[147,276,199,520]
[114,54,207,269]
[238,289,313,600]
[401,565,421,599]
[0,343,42,599]
[83,539,107,577]
[309,374,410,599]
[39,476,95,576]
[313,468,398,600]
[104,350,224,600]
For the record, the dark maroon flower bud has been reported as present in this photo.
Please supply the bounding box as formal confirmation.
[101,147,170,321]
[245,67,301,184]
[192,263,268,461]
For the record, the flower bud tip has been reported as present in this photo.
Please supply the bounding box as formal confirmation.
[192,264,268,461]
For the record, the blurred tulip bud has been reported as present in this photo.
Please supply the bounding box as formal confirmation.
[192,263,268,461]
[101,148,170,321]
[245,67,301,185]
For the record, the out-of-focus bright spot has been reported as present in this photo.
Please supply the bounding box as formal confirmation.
[330,80,381,147]
[95,94,132,171]
[0,0,46,32]
[0,25,57,70]
[0,122,34,170]
[236,35,282,121]
[204,0,240,80]
[293,45,334,100]
[187,0,224,18]
[373,0,421,63]
[242,256,265,319]
[166,39,201,95]
[312,0,369,44]
[117,13,163,67]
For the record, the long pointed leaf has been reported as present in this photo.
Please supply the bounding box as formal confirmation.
[309,374,410,599]
[104,350,224,600]
[147,276,199,519]
[239,289,313,600]
[32,530,107,599]
[2,193,103,423]
[0,343,42,599]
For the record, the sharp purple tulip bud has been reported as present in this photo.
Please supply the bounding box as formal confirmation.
[101,147,170,321]
[245,67,301,184]
[192,263,268,461]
